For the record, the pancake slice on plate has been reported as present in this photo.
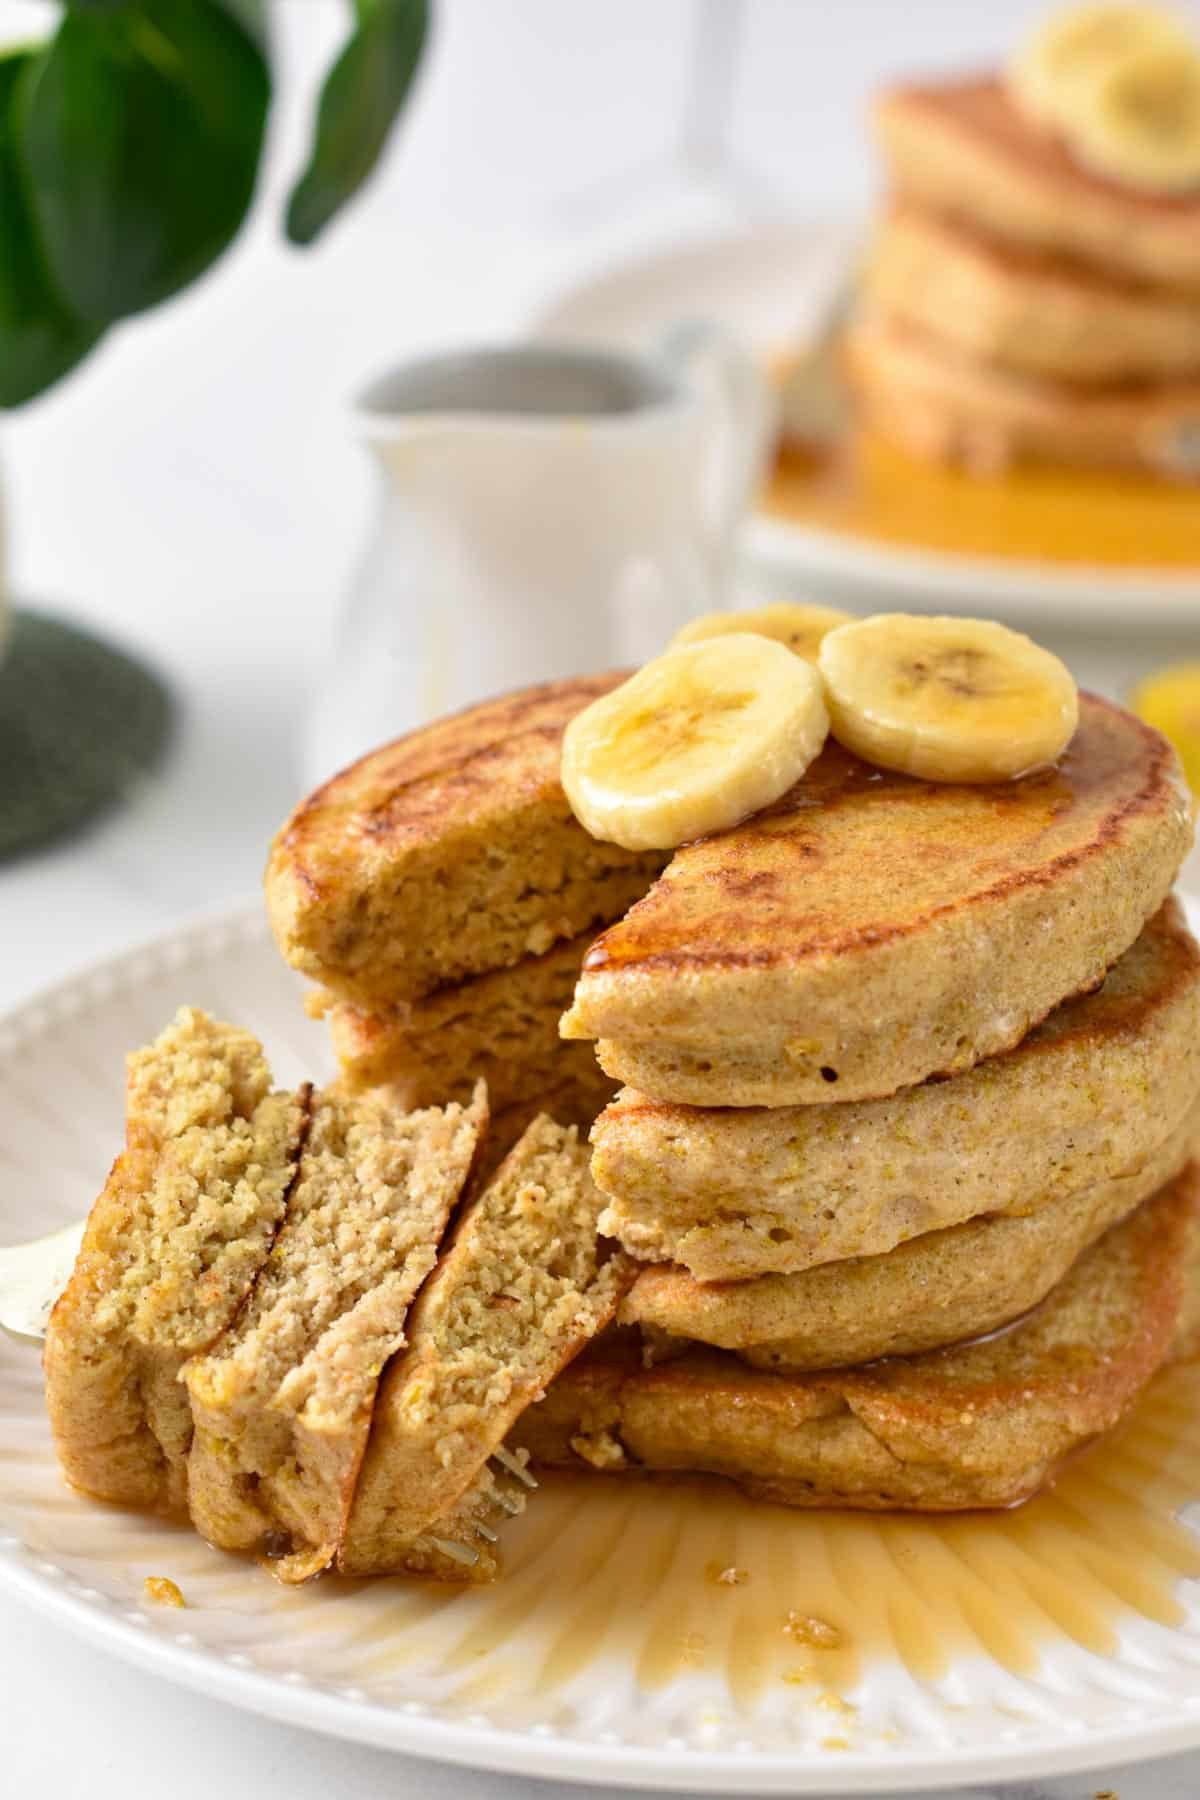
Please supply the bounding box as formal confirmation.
[340,1115,633,1577]
[44,1009,309,1512]
[185,1083,487,1581]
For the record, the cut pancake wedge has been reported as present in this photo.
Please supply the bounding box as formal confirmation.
[326,931,615,1152]
[593,899,1200,1278]
[564,695,1191,1107]
[516,1169,1200,1511]
[185,1084,487,1581]
[339,1116,633,1577]
[266,675,666,1009]
[43,1010,310,1513]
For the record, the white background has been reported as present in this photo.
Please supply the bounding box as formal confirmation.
[2,3,1199,1794]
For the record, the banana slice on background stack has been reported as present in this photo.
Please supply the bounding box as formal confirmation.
[818,615,1079,784]
[1009,2,1200,192]
[561,634,829,850]
[1072,44,1200,189]
[1011,3,1193,123]
[672,601,853,664]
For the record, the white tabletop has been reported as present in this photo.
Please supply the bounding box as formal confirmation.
[3,4,1200,1794]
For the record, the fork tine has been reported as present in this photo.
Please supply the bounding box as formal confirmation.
[491,1445,538,1489]
[428,1535,480,1567]
[474,1521,499,1543]
[493,1486,525,1516]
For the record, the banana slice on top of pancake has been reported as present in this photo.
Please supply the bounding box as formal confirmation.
[671,601,853,664]
[561,634,829,850]
[1010,2,1195,127]
[818,614,1079,784]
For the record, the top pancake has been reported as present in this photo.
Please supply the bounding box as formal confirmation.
[562,694,1191,1106]
[875,75,1200,294]
[266,675,666,1007]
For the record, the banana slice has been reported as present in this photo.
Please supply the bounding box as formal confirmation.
[1010,3,1194,127]
[818,614,1078,784]
[562,634,829,850]
[672,602,854,664]
[1131,662,1200,791]
[1069,43,1200,190]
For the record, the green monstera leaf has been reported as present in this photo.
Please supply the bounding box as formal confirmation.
[0,0,428,404]
[20,0,270,324]
[0,49,101,406]
[286,0,429,246]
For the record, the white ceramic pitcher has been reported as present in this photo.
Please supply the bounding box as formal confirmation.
[305,332,772,783]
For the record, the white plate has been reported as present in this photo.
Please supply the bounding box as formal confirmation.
[531,222,1200,627]
[3,903,1200,1794]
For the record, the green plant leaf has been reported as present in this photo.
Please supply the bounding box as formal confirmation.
[208,0,268,50]
[64,0,268,45]
[286,0,429,247]
[0,50,102,406]
[20,0,270,324]
[64,0,267,34]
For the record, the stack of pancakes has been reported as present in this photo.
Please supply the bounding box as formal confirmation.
[847,74,1200,473]
[269,676,1200,1514]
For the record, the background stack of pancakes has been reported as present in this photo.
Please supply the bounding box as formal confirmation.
[269,675,1200,1515]
[846,61,1200,473]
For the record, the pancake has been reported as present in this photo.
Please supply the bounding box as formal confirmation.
[864,207,1200,384]
[185,1084,486,1582]
[591,900,1200,1278]
[327,931,615,1127]
[562,695,1191,1108]
[623,1108,1197,1367]
[266,675,666,1009]
[340,1116,632,1576]
[44,1010,309,1513]
[513,1170,1199,1512]
[844,309,1200,475]
[875,75,1200,294]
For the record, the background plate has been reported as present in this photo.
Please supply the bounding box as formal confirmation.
[2,903,1200,1793]
[531,222,1200,628]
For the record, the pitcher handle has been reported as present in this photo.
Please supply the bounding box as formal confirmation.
[657,318,776,596]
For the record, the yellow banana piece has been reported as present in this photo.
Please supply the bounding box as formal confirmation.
[1070,43,1200,189]
[1131,662,1200,792]
[818,614,1079,784]
[672,601,854,664]
[1010,2,1194,127]
[561,634,829,851]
